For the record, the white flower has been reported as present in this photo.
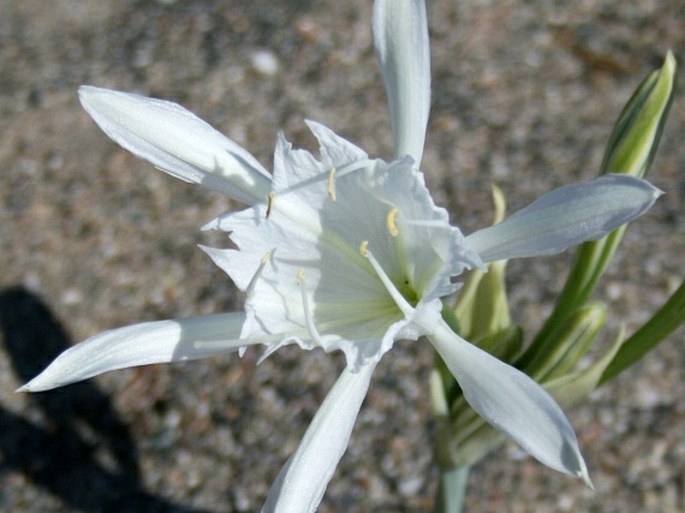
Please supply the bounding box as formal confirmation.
[201,121,480,370]
[20,1,662,511]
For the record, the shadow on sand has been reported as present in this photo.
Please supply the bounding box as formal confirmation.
[0,286,210,513]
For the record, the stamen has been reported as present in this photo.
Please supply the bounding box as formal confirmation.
[386,208,400,237]
[359,240,369,257]
[327,167,337,201]
[362,245,415,318]
[297,269,326,345]
[404,219,450,229]
[336,159,374,178]
[246,250,273,296]
[266,192,276,218]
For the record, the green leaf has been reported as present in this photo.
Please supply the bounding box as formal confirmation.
[600,279,685,384]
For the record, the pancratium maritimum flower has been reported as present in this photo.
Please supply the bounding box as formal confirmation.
[21,0,662,511]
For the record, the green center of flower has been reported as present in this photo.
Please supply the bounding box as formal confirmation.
[398,277,419,306]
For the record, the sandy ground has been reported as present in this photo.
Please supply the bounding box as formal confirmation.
[1,0,684,511]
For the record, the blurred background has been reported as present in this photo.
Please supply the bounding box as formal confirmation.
[1,0,684,511]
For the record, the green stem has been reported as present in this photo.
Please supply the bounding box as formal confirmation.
[434,466,470,513]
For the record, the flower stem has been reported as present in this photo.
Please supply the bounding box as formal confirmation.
[434,466,470,513]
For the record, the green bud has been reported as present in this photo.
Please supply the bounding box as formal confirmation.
[601,51,676,179]
[518,53,676,370]
[454,185,511,341]
[471,324,523,364]
[545,326,625,408]
[525,301,607,381]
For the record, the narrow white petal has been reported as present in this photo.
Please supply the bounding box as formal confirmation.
[426,318,591,485]
[79,86,272,205]
[466,174,662,262]
[262,361,377,513]
[373,0,430,166]
[19,313,250,392]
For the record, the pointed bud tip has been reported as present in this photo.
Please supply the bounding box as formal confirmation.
[664,50,676,72]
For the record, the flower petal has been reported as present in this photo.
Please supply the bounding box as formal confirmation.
[262,361,377,513]
[18,313,251,392]
[79,86,272,205]
[427,318,592,485]
[373,0,431,166]
[466,174,662,262]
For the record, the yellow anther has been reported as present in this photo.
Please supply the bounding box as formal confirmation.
[359,240,369,257]
[266,192,276,218]
[386,208,400,237]
[327,167,337,201]
[297,268,306,284]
